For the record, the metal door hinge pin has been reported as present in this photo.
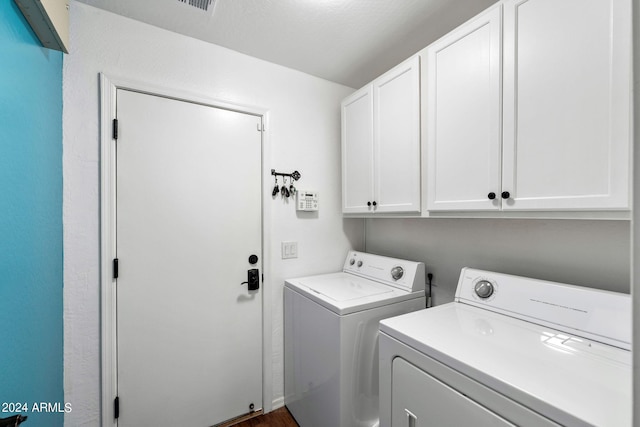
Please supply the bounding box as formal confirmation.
[113,119,119,140]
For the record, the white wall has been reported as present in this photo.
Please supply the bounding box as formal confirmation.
[365,218,630,304]
[63,2,363,424]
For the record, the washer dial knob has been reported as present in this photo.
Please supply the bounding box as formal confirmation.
[349,259,355,266]
[390,266,404,281]
[474,280,494,299]
[357,260,363,268]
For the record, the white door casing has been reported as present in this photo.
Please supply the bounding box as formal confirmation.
[101,76,272,425]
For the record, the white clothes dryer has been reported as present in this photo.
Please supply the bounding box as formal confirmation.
[284,251,426,427]
[379,268,631,427]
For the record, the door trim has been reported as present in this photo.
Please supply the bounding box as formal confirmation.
[99,73,273,426]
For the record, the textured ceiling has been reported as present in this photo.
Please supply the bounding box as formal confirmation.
[74,0,498,88]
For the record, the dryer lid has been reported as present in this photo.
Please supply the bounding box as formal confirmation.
[299,275,393,302]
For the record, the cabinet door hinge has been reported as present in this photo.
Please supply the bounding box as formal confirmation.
[113,119,119,140]
[114,396,120,419]
[113,258,119,279]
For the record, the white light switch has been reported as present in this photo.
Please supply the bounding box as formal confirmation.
[281,241,298,259]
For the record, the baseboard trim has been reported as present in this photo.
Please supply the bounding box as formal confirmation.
[271,396,285,411]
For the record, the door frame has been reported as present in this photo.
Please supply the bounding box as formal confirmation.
[99,73,273,426]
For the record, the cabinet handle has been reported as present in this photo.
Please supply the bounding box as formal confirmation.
[501,191,511,199]
[372,201,377,206]
[487,192,496,200]
[367,201,372,207]
[405,409,417,427]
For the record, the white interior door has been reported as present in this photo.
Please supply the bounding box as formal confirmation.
[115,89,263,426]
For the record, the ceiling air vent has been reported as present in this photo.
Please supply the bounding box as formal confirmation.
[178,0,215,12]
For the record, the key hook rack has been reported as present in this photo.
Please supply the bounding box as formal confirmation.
[271,169,301,181]
[271,169,301,198]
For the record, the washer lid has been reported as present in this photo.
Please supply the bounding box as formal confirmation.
[285,272,423,315]
[299,275,393,301]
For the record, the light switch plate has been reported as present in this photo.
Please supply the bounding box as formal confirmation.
[281,241,298,259]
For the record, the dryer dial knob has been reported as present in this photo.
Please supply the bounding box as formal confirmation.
[391,266,404,281]
[474,280,494,299]
[357,260,363,268]
[349,258,355,266]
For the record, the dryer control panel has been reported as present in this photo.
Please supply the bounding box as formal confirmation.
[455,267,631,350]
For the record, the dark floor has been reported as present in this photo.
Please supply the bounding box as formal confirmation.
[234,407,299,427]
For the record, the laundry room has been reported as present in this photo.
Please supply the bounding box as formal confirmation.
[1,0,638,426]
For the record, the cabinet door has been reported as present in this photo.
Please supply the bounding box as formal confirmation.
[426,6,503,211]
[342,85,374,213]
[374,56,421,213]
[391,358,515,427]
[502,0,631,210]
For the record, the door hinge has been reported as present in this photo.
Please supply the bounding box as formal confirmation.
[113,258,119,279]
[113,119,119,140]
[114,396,120,419]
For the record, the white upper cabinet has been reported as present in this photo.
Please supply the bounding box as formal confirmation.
[342,56,421,214]
[342,85,375,213]
[426,5,502,211]
[502,0,631,210]
[426,0,631,212]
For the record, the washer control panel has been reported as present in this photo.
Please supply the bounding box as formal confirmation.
[391,266,404,281]
[343,251,425,292]
[474,279,495,299]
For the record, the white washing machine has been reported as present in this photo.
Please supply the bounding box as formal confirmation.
[284,251,427,427]
[379,268,631,427]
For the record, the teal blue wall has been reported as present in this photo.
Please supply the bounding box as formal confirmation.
[0,1,64,426]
